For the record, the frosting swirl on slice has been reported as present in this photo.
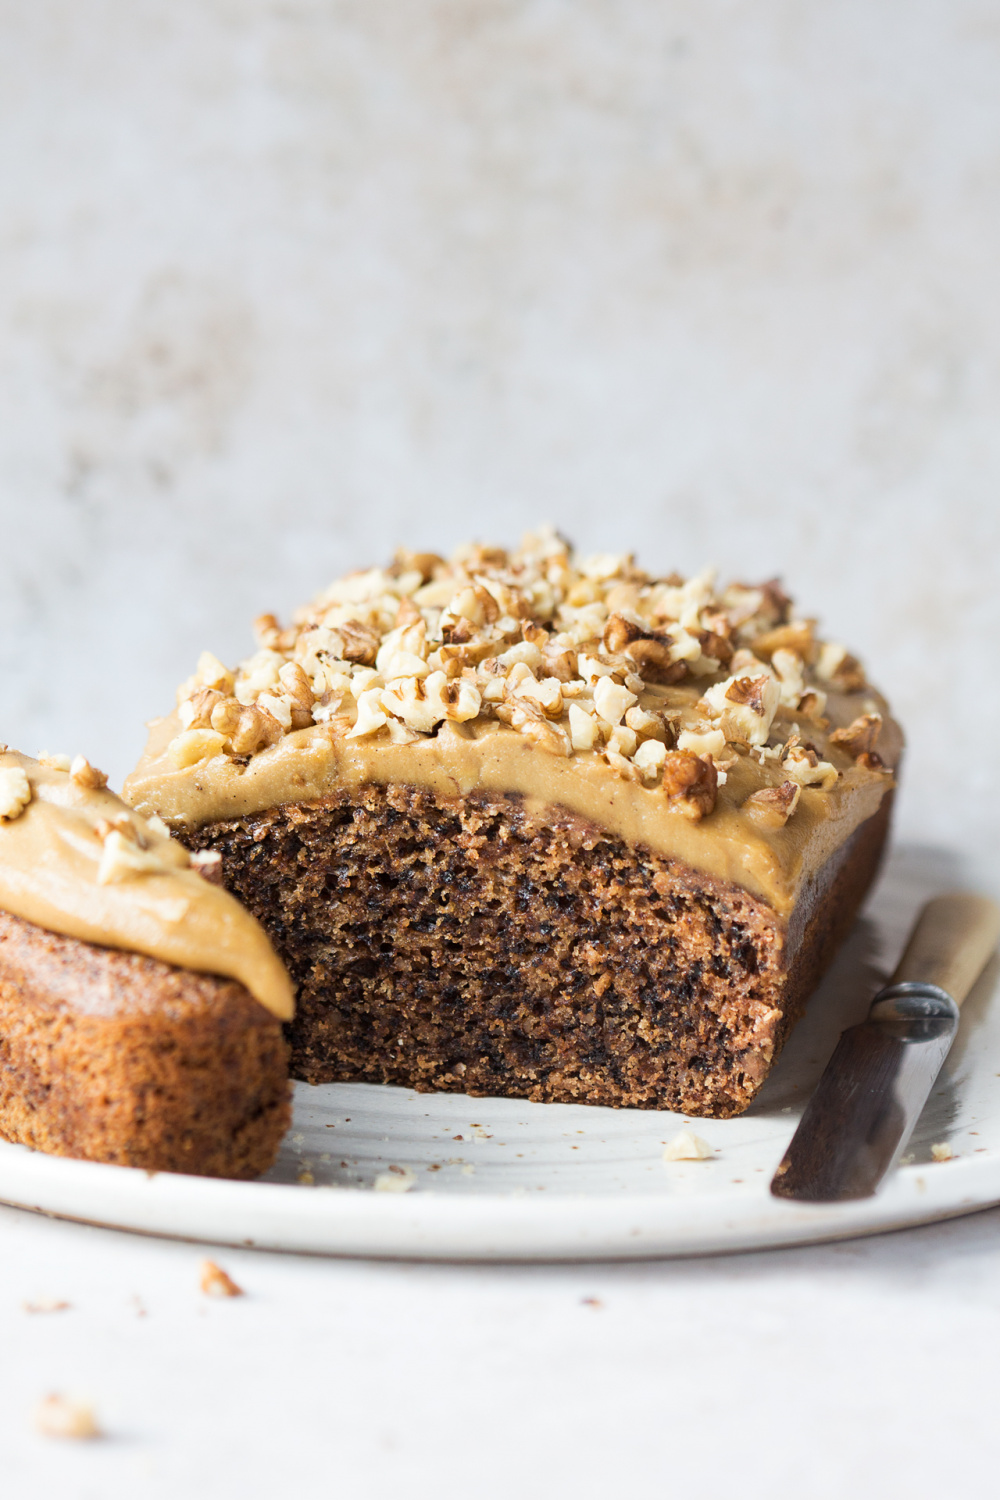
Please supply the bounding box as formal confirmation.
[0,751,293,1020]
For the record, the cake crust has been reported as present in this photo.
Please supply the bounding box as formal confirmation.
[184,783,891,1118]
[0,909,291,1178]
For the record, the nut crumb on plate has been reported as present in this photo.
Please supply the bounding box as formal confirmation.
[663,1130,713,1161]
[373,1165,417,1192]
[199,1259,244,1297]
[33,1394,101,1440]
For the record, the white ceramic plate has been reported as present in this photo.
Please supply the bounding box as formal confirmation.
[1,847,998,1260]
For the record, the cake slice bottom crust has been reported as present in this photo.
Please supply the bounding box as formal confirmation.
[0,910,291,1178]
[186,784,890,1118]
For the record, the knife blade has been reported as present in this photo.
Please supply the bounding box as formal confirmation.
[771,891,1000,1202]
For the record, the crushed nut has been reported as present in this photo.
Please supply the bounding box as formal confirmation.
[168,728,228,769]
[0,766,32,821]
[33,1394,101,1440]
[37,752,72,771]
[663,1131,712,1162]
[930,1142,954,1163]
[660,752,718,820]
[676,726,727,760]
[169,533,874,814]
[743,780,802,829]
[633,738,667,782]
[829,712,882,760]
[189,849,223,884]
[373,1166,417,1192]
[69,755,108,790]
[97,829,182,884]
[568,702,600,751]
[781,738,839,791]
[200,1259,244,1296]
[701,673,780,747]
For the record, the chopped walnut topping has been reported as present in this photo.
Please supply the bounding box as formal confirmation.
[633,738,667,782]
[676,727,727,761]
[69,755,108,790]
[781,737,839,791]
[660,752,718,820]
[37,752,72,771]
[568,702,600,750]
[0,766,32,821]
[829,712,882,760]
[743,780,802,829]
[168,532,874,814]
[97,828,185,884]
[752,620,815,662]
[816,641,866,691]
[701,672,780,747]
[169,728,229,768]
[177,650,235,704]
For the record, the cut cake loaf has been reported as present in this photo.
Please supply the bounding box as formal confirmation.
[125,531,900,1119]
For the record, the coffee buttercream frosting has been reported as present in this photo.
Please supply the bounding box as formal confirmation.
[0,751,293,1019]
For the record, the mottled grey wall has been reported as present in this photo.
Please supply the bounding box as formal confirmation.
[2,2,997,877]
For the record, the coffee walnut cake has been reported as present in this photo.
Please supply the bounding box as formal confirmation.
[125,529,901,1119]
[0,750,293,1176]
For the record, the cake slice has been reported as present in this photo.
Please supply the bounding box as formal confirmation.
[125,530,900,1118]
[0,750,293,1176]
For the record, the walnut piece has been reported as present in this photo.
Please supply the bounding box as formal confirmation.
[781,738,839,791]
[373,1165,417,1192]
[69,755,108,790]
[829,712,882,760]
[701,672,780,747]
[37,752,72,771]
[168,728,229,768]
[97,829,185,885]
[199,1259,244,1297]
[168,531,873,813]
[189,849,224,884]
[660,751,718,820]
[663,1131,712,1161]
[0,766,32,821]
[33,1394,101,1440]
[742,780,802,829]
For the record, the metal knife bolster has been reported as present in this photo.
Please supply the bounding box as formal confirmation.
[867,980,960,1040]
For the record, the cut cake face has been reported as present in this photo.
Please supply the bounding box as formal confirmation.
[125,530,900,1117]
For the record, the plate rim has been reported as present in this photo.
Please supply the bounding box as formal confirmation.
[1,1132,996,1261]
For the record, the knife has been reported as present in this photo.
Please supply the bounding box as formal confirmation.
[771,891,1000,1202]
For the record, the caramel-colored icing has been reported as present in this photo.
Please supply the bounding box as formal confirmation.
[125,686,900,921]
[0,752,294,1020]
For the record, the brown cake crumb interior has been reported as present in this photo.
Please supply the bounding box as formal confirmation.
[185,784,890,1118]
[0,909,291,1178]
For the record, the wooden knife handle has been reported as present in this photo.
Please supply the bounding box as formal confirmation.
[890,892,1000,1005]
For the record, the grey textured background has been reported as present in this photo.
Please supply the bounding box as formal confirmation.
[1,1,997,880]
